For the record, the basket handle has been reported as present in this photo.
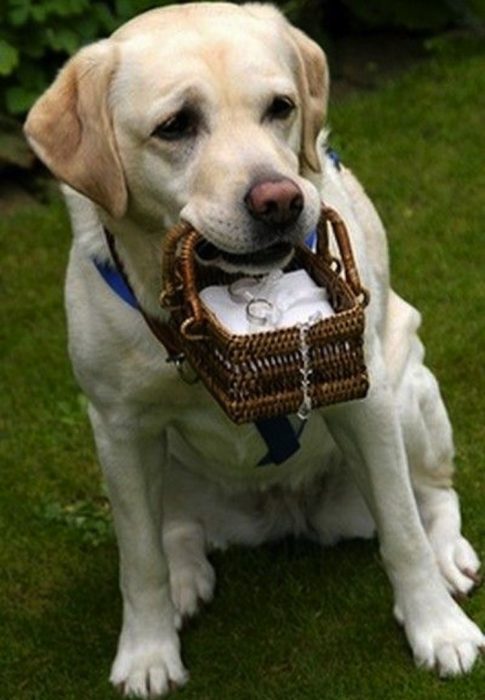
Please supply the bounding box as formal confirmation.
[320,206,369,306]
[160,222,205,340]
[160,221,192,307]
[179,231,206,331]
[161,223,208,340]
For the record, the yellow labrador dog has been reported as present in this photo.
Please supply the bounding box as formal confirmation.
[25,3,483,697]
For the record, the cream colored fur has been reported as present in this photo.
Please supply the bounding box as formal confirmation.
[24,3,482,697]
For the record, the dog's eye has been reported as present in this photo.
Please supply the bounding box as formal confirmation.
[152,109,197,141]
[266,96,296,121]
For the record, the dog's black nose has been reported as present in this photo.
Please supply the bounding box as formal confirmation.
[245,178,304,227]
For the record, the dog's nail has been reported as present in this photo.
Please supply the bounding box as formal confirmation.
[463,568,482,586]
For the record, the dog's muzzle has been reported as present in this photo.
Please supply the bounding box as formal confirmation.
[245,178,304,228]
[195,238,294,270]
[195,178,304,273]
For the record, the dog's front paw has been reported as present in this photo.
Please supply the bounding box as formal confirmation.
[110,632,188,698]
[400,590,484,676]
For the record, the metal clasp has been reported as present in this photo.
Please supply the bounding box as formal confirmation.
[166,353,199,385]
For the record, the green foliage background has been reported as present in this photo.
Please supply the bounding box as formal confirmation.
[1,0,484,117]
[0,0,164,114]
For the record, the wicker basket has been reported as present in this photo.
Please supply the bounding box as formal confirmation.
[160,206,369,424]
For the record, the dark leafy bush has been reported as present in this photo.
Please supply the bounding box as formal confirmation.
[0,0,484,117]
[0,0,167,115]
[337,0,485,31]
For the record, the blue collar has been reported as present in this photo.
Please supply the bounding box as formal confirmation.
[93,256,139,310]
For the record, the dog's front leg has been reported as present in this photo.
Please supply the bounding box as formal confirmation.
[324,357,484,676]
[89,405,188,698]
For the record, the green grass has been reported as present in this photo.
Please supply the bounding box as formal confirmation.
[1,47,484,699]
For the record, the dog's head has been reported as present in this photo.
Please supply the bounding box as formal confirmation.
[24,3,328,272]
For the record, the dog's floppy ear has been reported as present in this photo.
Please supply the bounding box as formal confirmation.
[24,40,127,218]
[288,27,329,174]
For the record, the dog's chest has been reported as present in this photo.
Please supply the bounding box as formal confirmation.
[164,384,336,486]
[108,329,338,485]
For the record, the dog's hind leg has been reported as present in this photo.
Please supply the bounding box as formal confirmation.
[163,521,215,625]
[307,466,375,546]
[384,291,481,597]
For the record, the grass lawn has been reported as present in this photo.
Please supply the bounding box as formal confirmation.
[1,43,484,700]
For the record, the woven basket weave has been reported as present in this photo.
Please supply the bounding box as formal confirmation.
[160,206,369,424]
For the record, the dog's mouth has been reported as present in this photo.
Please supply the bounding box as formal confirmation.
[195,239,294,273]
